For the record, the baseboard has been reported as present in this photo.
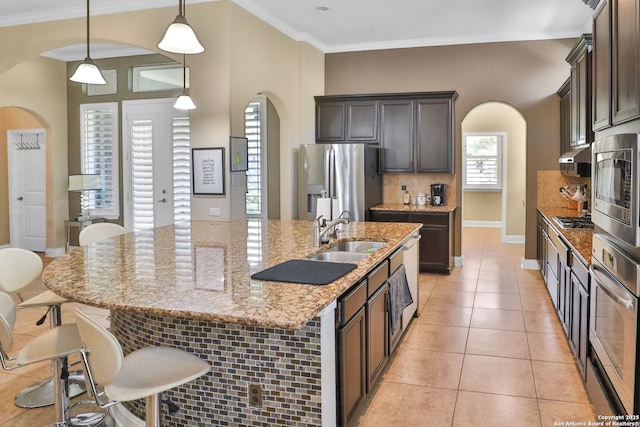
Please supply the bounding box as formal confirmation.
[454,256,464,267]
[521,258,540,270]
[504,235,525,244]
[463,220,501,228]
[46,247,65,258]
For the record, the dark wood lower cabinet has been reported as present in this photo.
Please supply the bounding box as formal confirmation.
[570,259,590,379]
[370,209,455,273]
[339,307,366,426]
[366,284,388,391]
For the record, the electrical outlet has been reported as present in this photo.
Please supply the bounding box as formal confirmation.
[401,185,407,191]
[209,207,221,217]
[249,383,262,406]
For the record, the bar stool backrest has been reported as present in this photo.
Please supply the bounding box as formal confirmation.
[0,248,43,294]
[79,223,127,246]
[75,309,123,386]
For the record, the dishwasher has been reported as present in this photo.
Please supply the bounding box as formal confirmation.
[402,233,421,331]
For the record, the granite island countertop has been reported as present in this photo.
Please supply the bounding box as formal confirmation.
[43,219,421,329]
[537,206,593,266]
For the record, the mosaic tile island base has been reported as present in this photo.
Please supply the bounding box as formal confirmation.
[43,219,421,426]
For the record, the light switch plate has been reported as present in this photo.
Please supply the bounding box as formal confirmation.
[209,208,221,217]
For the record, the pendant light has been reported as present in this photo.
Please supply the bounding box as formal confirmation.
[70,0,107,85]
[174,55,196,110]
[158,0,205,54]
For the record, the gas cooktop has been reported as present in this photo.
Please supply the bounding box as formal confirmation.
[553,216,594,230]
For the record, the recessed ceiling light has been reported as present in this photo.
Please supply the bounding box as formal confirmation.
[314,6,330,13]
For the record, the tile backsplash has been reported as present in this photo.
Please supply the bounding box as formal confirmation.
[537,170,590,209]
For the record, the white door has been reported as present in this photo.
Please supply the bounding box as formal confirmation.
[122,99,191,231]
[7,129,46,251]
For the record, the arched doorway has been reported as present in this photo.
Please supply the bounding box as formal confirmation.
[461,102,527,243]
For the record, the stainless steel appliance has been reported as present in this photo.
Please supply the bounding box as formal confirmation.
[430,184,446,206]
[553,216,594,230]
[589,233,640,415]
[297,144,382,222]
[592,133,640,247]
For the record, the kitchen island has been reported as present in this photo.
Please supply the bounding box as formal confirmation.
[43,219,421,426]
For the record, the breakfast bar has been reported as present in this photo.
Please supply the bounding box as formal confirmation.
[42,219,421,426]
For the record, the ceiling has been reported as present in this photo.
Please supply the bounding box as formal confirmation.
[3,0,596,60]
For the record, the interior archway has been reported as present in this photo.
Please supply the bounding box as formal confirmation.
[461,101,527,244]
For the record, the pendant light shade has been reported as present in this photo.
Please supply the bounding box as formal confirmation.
[158,0,205,54]
[70,0,106,85]
[174,55,196,110]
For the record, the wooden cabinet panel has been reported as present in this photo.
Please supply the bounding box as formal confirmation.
[566,35,593,147]
[366,284,388,391]
[570,270,589,379]
[612,0,640,124]
[380,100,414,172]
[593,1,611,130]
[347,102,378,141]
[339,307,366,426]
[415,98,454,173]
[316,102,345,142]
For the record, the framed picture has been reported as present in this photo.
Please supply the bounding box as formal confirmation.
[230,137,248,172]
[192,147,225,195]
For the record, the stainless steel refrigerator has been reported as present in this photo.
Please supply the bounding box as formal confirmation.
[297,143,382,222]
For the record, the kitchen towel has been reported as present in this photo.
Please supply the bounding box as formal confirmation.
[387,264,413,333]
[251,259,357,285]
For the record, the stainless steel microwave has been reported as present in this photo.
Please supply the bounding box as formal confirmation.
[592,133,640,247]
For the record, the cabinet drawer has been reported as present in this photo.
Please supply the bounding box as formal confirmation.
[340,280,367,326]
[368,260,389,296]
[409,212,448,226]
[389,249,403,274]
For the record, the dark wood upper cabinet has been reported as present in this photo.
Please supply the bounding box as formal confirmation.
[592,0,640,129]
[567,35,593,147]
[592,1,611,131]
[315,92,457,174]
[558,79,572,175]
[611,0,640,124]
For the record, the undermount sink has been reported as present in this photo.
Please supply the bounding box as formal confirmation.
[308,252,369,263]
[326,241,386,254]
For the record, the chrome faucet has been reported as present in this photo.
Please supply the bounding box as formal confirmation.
[313,215,350,246]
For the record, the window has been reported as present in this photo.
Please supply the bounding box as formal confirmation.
[80,102,119,218]
[132,64,188,92]
[463,134,502,191]
[245,96,266,217]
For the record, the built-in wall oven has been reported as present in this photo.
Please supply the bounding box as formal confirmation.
[589,233,640,415]
[592,133,639,247]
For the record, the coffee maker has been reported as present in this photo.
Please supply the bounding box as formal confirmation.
[430,184,446,206]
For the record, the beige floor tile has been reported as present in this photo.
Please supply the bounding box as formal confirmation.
[532,360,591,403]
[521,293,556,312]
[466,328,530,359]
[527,332,575,363]
[474,292,522,310]
[538,400,597,426]
[385,348,464,389]
[426,290,476,308]
[476,279,520,294]
[517,268,546,284]
[479,260,518,272]
[478,269,518,282]
[360,382,457,427]
[523,310,564,334]
[459,354,536,398]
[433,279,478,293]
[401,323,469,353]
[420,305,472,327]
[452,391,541,427]
[470,307,525,331]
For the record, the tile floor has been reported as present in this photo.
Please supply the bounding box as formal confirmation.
[353,227,598,427]
[0,227,599,426]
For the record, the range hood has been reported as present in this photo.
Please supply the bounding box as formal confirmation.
[559,146,591,177]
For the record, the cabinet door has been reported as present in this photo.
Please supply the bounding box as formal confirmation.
[347,101,378,141]
[366,284,388,391]
[339,307,366,426]
[370,210,410,223]
[570,51,593,147]
[415,98,454,173]
[316,102,345,142]
[593,1,611,131]
[558,80,573,175]
[570,272,589,379]
[379,100,414,173]
[612,0,640,124]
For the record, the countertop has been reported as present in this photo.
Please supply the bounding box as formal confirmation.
[371,203,457,213]
[43,219,421,329]
[537,207,593,266]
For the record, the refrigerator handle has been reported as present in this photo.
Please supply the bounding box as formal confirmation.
[328,146,336,198]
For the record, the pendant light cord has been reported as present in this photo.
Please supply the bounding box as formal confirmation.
[85,0,91,58]
[183,54,187,93]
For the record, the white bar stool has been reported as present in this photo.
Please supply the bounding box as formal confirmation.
[74,309,211,427]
